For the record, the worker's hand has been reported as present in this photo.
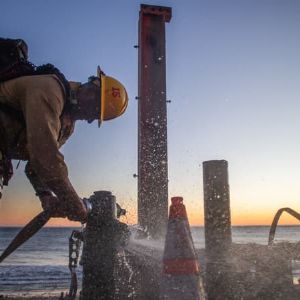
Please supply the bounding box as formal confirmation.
[39,194,67,218]
[61,196,88,223]
[40,192,87,222]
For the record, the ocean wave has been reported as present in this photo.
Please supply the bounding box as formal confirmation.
[0,265,82,293]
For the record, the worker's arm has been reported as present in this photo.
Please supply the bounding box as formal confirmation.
[21,75,86,221]
[25,162,66,216]
[25,162,52,196]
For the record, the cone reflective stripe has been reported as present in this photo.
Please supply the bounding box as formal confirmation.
[169,196,188,219]
[163,258,199,275]
[160,197,206,300]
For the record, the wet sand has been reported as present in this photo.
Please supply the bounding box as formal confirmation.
[1,297,75,300]
[0,293,67,300]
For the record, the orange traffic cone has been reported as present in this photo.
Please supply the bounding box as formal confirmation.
[160,197,206,300]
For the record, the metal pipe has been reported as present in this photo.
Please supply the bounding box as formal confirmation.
[268,207,300,245]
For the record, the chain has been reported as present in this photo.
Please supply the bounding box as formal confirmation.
[0,151,4,199]
[65,229,83,300]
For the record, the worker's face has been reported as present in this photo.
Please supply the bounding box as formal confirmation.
[75,82,101,122]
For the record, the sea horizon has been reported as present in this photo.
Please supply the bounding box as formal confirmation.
[1,224,300,228]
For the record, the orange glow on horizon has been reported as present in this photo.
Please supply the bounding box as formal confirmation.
[1,197,299,227]
[0,209,137,227]
[2,210,299,227]
[187,209,300,226]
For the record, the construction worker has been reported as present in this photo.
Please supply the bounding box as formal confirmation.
[0,66,128,223]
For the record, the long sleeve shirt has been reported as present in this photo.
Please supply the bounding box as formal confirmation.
[0,74,79,203]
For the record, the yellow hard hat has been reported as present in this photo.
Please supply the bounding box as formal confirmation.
[97,66,128,124]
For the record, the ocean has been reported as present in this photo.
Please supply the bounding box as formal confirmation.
[1,226,300,297]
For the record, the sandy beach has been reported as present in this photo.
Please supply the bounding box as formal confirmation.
[1,297,60,300]
[0,292,69,300]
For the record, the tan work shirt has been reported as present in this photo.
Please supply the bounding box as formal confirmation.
[0,74,79,203]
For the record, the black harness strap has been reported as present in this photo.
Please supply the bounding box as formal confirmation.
[0,102,24,122]
[0,102,24,186]
[0,102,25,156]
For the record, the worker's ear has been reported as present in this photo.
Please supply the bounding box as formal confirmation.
[69,89,78,105]
[71,81,96,107]
[80,81,100,99]
[75,81,101,118]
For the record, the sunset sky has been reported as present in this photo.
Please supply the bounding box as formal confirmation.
[1,0,300,227]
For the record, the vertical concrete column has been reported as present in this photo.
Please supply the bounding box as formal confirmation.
[80,191,117,300]
[137,4,172,238]
[202,160,233,300]
[203,160,232,255]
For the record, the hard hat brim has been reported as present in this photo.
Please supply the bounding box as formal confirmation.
[97,66,105,127]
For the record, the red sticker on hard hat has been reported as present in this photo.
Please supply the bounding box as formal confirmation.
[112,87,121,98]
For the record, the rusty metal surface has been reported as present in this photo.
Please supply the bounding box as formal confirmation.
[140,4,172,22]
[137,4,171,239]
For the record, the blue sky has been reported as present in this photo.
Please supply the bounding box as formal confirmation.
[1,0,300,225]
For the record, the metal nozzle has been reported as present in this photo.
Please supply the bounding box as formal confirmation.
[116,203,126,218]
[82,198,92,213]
